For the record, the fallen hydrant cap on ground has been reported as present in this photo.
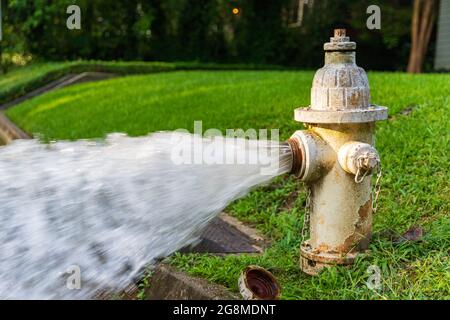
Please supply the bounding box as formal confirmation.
[238,265,281,300]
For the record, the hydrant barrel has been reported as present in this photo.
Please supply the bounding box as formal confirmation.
[290,29,388,275]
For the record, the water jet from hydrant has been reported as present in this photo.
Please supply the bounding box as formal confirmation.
[0,132,291,299]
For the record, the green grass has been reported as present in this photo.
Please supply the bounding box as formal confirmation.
[0,61,285,106]
[5,70,450,299]
[6,71,310,140]
[0,61,176,105]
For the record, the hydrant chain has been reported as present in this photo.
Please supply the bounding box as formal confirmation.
[301,185,311,242]
[372,166,383,213]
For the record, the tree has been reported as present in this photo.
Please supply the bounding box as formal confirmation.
[407,0,437,73]
[288,0,314,28]
[0,0,428,71]
[0,0,28,73]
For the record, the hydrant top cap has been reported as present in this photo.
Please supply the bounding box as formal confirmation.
[324,29,356,51]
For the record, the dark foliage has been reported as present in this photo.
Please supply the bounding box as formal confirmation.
[2,0,430,71]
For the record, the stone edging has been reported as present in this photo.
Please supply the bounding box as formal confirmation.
[145,264,239,300]
[0,113,30,145]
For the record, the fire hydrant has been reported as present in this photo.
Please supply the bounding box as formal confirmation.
[287,29,388,275]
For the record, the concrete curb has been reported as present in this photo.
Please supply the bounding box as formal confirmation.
[185,213,265,254]
[0,112,30,145]
[145,264,239,300]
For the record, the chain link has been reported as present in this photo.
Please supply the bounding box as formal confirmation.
[372,164,382,213]
[301,185,311,242]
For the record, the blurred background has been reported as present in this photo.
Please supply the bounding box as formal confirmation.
[1,0,448,73]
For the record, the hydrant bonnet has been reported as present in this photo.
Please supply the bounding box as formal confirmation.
[295,29,387,124]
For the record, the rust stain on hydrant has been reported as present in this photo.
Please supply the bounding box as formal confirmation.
[288,29,388,275]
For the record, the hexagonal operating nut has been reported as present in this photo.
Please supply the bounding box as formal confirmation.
[338,142,380,176]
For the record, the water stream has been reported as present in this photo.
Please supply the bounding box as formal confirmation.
[0,132,292,299]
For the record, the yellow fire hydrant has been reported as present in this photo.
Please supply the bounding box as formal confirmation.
[288,29,388,275]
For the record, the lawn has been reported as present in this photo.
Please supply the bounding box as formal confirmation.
[0,61,283,106]
[0,61,178,105]
[5,69,450,299]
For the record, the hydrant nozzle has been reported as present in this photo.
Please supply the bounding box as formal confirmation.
[288,29,388,275]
